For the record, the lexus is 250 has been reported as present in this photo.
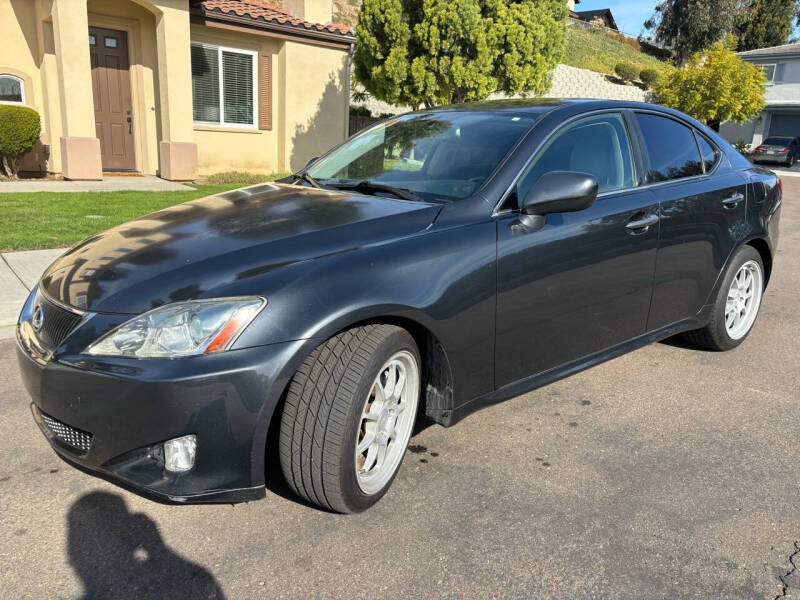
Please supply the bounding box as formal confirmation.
[17,100,781,512]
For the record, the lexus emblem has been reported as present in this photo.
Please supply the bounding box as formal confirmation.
[31,304,44,332]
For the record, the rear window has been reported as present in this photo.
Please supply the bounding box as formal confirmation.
[635,113,703,182]
[763,137,793,146]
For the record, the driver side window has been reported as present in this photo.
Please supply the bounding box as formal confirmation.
[516,113,636,205]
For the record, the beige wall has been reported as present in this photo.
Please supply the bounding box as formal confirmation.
[1,0,350,177]
[281,40,349,172]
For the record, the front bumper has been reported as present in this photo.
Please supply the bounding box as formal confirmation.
[16,297,309,504]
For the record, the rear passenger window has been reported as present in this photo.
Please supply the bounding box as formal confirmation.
[696,134,719,172]
[635,113,703,182]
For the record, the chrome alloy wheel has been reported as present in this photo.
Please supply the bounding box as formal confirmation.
[355,351,420,494]
[725,260,763,340]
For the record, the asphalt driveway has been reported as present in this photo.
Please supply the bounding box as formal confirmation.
[1,180,799,599]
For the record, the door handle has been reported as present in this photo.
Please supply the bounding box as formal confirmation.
[722,192,744,207]
[126,109,132,134]
[626,214,659,232]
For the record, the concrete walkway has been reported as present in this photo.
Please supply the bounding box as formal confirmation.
[0,248,64,339]
[0,175,192,193]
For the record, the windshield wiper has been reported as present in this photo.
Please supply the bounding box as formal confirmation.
[329,180,424,202]
[293,171,322,189]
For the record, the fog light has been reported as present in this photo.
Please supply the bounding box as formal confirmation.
[164,435,196,473]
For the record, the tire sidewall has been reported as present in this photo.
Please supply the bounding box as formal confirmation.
[711,246,764,350]
[337,329,421,512]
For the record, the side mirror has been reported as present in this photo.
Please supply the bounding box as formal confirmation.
[521,171,599,217]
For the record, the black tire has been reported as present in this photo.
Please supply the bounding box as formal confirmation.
[278,324,420,513]
[682,245,764,351]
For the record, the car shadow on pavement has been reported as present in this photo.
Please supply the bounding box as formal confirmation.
[67,491,226,599]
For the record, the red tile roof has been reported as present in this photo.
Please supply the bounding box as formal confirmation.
[197,0,354,38]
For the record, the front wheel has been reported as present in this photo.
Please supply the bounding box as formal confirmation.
[682,245,764,351]
[279,325,421,512]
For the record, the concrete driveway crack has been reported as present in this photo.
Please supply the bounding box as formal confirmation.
[774,540,800,599]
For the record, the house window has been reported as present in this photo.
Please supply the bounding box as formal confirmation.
[191,43,257,127]
[759,64,777,82]
[0,75,25,104]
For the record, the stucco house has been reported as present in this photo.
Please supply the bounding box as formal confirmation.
[720,43,800,149]
[0,0,354,180]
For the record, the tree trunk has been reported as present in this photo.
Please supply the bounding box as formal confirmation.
[708,120,721,133]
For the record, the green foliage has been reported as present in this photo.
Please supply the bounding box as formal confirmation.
[349,105,372,117]
[639,68,660,87]
[645,0,740,63]
[0,105,41,180]
[733,139,752,154]
[204,171,290,185]
[735,0,796,52]
[353,0,568,107]
[614,62,640,83]
[562,24,666,76]
[654,36,766,128]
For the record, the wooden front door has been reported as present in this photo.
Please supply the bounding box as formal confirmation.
[89,27,135,171]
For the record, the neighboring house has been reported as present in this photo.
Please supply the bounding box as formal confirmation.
[720,43,800,149]
[0,0,354,180]
[571,8,618,31]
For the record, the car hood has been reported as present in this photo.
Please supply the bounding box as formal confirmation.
[40,183,441,314]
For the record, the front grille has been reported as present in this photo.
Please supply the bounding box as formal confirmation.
[34,295,83,350]
[40,411,93,454]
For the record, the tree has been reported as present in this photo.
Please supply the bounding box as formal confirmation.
[353,0,567,108]
[645,0,740,64]
[654,36,766,131]
[735,0,796,52]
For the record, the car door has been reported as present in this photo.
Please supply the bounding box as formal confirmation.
[494,111,659,388]
[631,112,749,331]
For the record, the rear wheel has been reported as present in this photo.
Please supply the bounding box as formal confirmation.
[279,325,421,513]
[788,154,796,167]
[682,245,764,351]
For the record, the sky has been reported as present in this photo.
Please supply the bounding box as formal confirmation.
[575,0,659,38]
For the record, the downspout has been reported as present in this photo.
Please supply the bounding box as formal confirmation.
[345,41,355,138]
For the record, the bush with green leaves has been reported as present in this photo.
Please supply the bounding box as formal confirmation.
[733,139,751,155]
[614,62,639,83]
[354,0,568,107]
[0,105,40,180]
[654,36,766,131]
[639,68,660,87]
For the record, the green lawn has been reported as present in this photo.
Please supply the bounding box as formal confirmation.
[0,182,261,252]
[562,24,666,76]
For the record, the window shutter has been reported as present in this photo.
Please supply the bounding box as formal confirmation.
[258,52,272,131]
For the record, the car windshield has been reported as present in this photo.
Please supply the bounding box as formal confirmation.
[764,137,793,146]
[306,112,539,201]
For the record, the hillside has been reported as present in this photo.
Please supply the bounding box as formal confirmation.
[562,24,667,75]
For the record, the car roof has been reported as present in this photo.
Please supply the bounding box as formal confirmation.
[407,98,686,119]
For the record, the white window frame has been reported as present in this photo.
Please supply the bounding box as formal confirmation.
[191,42,258,129]
[759,63,777,83]
[0,74,26,105]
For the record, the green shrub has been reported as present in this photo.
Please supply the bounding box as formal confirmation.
[205,171,289,185]
[615,62,640,83]
[639,68,660,87]
[733,139,751,155]
[0,105,41,180]
[349,105,372,117]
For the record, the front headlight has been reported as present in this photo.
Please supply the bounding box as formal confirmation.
[84,297,265,359]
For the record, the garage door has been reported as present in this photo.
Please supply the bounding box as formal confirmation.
[769,113,800,138]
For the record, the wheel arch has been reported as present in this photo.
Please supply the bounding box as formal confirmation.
[257,312,457,490]
[745,237,773,286]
